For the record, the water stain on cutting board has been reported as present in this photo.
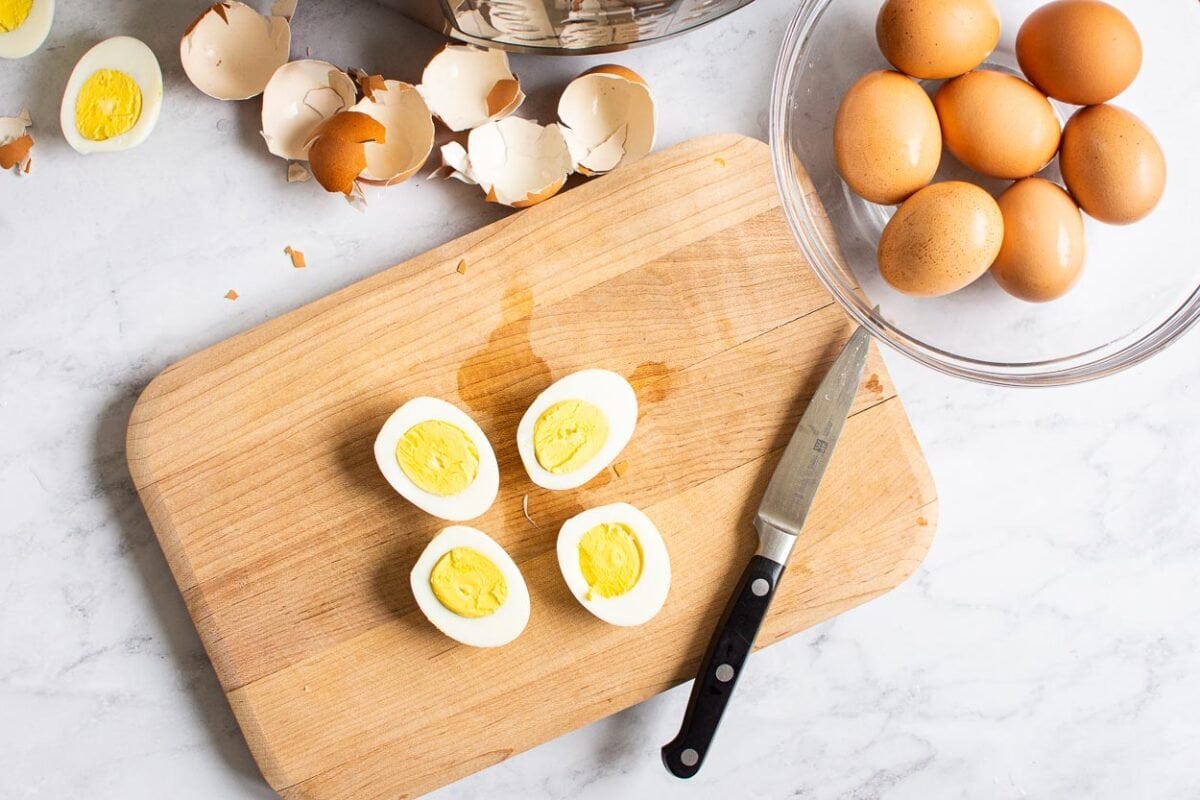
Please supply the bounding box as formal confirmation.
[628,360,672,411]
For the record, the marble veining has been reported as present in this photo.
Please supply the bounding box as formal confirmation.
[2,0,1199,798]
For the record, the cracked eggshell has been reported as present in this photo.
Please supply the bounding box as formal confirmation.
[304,110,386,195]
[418,44,524,132]
[558,65,655,175]
[181,2,291,101]
[0,110,34,173]
[260,59,355,160]
[348,79,434,185]
[441,117,573,208]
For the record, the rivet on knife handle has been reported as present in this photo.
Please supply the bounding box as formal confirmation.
[661,554,785,778]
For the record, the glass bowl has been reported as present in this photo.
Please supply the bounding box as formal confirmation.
[769,0,1200,386]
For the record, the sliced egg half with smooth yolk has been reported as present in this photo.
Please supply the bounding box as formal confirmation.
[375,397,499,521]
[411,525,530,647]
[556,502,670,626]
[0,0,53,59]
[516,369,637,491]
[60,36,163,155]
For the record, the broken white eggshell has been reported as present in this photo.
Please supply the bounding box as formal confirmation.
[261,59,355,160]
[418,44,524,133]
[437,116,573,208]
[349,79,434,185]
[0,109,34,174]
[558,65,655,175]
[181,2,291,101]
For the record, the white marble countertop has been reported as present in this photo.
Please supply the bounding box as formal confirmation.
[3,0,1199,797]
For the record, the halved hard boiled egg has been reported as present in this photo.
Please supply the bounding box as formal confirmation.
[60,37,162,154]
[411,525,530,647]
[0,0,53,59]
[517,369,637,490]
[556,503,670,626]
[375,397,499,521]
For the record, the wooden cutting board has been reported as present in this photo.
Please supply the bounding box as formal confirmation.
[127,134,937,800]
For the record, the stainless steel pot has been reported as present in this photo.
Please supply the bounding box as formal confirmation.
[377,0,754,54]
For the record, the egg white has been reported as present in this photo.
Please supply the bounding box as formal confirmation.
[0,0,53,60]
[556,502,670,627]
[60,36,163,155]
[411,526,530,648]
[375,397,499,522]
[516,369,637,491]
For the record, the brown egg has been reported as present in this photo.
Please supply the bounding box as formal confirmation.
[875,0,1001,80]
[878,181,1004,296]
[934,70,1061,180]
[992,178,1085,302]
[834,70,942,206]
[1016,0,1142,105]
[1060,104,1165,225]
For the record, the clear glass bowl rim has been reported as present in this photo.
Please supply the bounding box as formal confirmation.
[768,0,1200,387]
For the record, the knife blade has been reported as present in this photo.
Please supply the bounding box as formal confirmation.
[661,325,870,779]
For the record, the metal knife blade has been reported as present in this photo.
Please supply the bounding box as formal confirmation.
[754,325,870,561]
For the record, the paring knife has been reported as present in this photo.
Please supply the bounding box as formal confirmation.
[661,325,871,778]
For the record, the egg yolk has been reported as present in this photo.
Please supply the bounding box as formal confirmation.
[579,522,642,600]
[75,69,143,142]
[0,0,32,33]
[533,400,608,474]
[430,547,507,618]
[396,419,479,496]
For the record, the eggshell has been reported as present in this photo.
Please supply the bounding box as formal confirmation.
[992,178,1085,302]
[305,110,387,195]
[260,59,356,161]
[434,117,574,208]
[0,109,33,173]
[557,65,655,175]
[878,181,1004,296]
[348,80,434,185]
[418,44,524,132]
[1016,0,1141,106]
[180,2,290,101]
[876,0,1000,80]
[934,70,1060,180]
[1059,104,1165,225]
[834,70,941,206]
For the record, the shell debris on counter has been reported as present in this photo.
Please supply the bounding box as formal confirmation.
[260,58,356,161]
[60,36,163,155]
[347,78,434,186]
[181,1,293,101]
[304,110,386,195]
[0,109,33,174]
[557,65,656,176]
[417,44,524,133]
[435,117,575,208]
[0,0,53,59]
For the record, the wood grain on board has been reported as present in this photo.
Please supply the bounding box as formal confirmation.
[127,134,937,799]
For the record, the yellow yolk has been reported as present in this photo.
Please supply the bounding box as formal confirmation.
[579,522,642,600]
[533,400,608,474]
[396,419,479,496]
[75,69,143,142]
[0,0,32,33]
[430,547,507,618]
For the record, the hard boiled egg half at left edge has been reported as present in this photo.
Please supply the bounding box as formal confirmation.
[60,37,163,154]
[374,397,500,521]
[557,503,670,626]
[517,369,637,491]
[411,525,530,647]
[0,0,53,59]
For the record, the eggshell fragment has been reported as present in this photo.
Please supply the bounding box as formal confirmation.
[878,181,1004,296]
[348,79,434,185]
[181,2,290,101]
[305,110,387,195]
[418,45,524,132]
[0,109,34,174]
[261,59,356,160]
[436,117,573,208]
[557,65,655,175]
[1059,104,1165,225]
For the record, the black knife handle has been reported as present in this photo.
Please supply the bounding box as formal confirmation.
[661,554,785,778]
